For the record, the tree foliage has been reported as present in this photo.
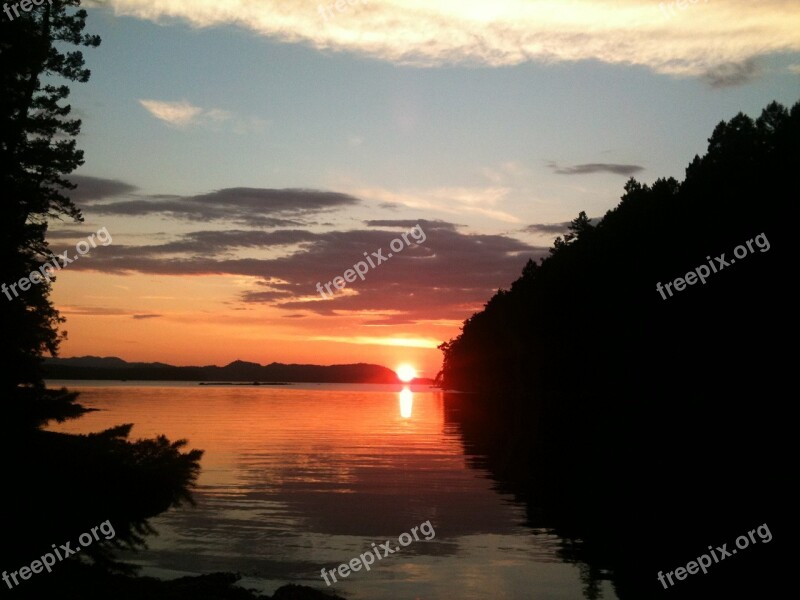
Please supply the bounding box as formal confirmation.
[436,100,797,598]
[438,100,798,397]
[1,0,100,391]
[0,4,209,586]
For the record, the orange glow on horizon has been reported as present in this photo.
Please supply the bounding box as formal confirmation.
[49,272,447,377]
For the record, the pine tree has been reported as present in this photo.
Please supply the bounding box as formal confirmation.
[0,1,100,392]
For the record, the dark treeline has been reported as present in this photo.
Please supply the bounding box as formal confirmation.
[437,101,797,598]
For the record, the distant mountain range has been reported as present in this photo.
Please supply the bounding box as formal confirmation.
[43,356,429,384]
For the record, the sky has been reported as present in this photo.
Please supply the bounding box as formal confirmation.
[46,0,800,378]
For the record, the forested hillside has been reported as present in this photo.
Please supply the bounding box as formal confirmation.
[439,101,796,402]
[436,100,797,598]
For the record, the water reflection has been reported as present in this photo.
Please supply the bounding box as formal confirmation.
[46,383,618,599]
[399,386,413,419]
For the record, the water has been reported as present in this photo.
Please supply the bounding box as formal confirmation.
[46,381,618,600]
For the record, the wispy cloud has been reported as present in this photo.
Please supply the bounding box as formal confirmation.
[355,185,519,223]
[59,306,133,316]
[67,175,138,202]
[481,162,531,185]
[524,216,601,236]
[311,336,441,349]
[523,221,572,235]
[701,59,761,88]
[139,99,204,127]
[547,161,644,176]
[139,99,267,132]
[84,186,362,226]
[101,1,800,82]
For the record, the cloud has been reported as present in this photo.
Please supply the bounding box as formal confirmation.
[364,219,459,231]
[67,175,137,202]
[139,99,267,132]
[361,317,418,326]
[58,306,132,316]
[139,99,204,127]
[46,228,105,241]
[142,230,321,254]
[481,161,531,185]
[92,229,320,261]
[356,185,519,222]
[205,108,233,121]
[99,1,800,80]
[56,306,165,319]
[68,220,548,321]
[547,161,644,176]
[524,216,602,236]
[310,336,441,349]
[524,221,571,235]
[701,59,761,88]
[87,187,362,226]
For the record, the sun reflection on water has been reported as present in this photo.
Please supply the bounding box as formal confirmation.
[399,386,413,419]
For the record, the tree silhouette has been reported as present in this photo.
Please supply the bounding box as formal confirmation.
[0,0,99,393]
[437,100,797,598]
[0,3,208,592]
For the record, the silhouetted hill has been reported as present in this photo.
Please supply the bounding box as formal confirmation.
[43,356,402,383]
[437,100,796,598]
[46,355,172,369]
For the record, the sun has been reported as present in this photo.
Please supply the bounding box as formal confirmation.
[396,363,417,383]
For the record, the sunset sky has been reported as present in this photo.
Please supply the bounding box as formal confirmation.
[49,0,800,377]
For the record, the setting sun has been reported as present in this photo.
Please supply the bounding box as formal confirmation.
[396,364,417,382]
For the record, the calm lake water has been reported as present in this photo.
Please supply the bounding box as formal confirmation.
[46,381,618,600]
